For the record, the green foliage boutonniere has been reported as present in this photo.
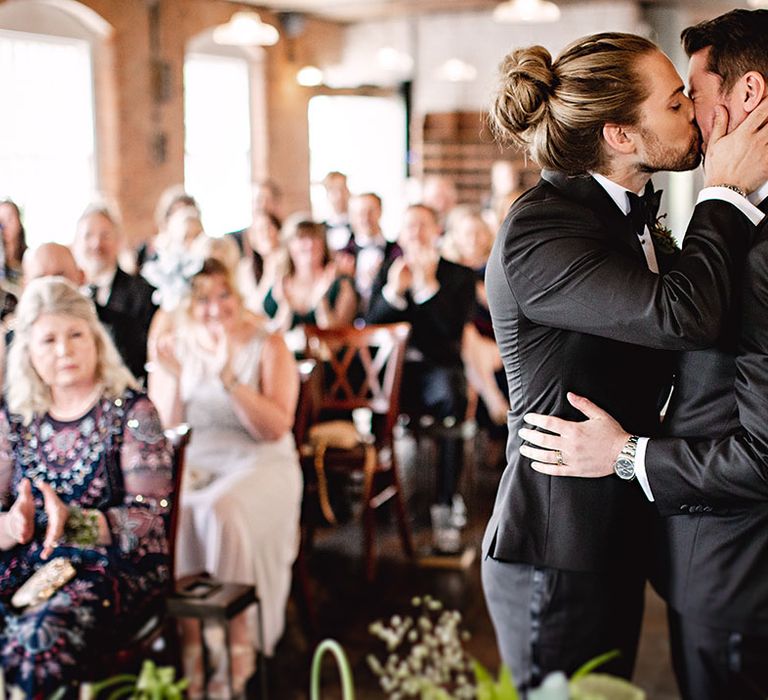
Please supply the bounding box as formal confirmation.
[649,214,680,255]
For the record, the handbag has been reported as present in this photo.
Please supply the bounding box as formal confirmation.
[303,421,376,525]
[11,557,76,609]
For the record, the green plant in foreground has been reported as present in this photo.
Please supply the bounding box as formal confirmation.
[310,595,646,700]
[90,660,188,700]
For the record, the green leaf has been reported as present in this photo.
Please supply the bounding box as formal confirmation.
[90,674,137,697]
[106,687,136,700]
[496,665,520,700]
[472,660,520,700]
[571,650,621,680]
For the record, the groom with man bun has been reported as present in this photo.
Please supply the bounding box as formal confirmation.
[481,16,768,695]
[521,10,768,699]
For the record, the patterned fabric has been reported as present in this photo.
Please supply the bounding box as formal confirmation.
[0,390,172,699]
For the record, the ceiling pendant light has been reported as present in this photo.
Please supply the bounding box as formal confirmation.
[213,11,280,47]
[493,0,561,23]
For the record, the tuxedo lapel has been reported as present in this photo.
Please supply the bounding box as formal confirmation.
[541,170,645,260]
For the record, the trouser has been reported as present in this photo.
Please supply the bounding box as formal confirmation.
[481,557,645,693]
[401,362,467,505]
[668,608,768,700]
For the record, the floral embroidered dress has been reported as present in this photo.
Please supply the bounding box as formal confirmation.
[0,390,172,699]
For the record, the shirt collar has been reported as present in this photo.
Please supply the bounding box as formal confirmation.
[90,266,117,290]
[590,172,645,216]
[749,180,768,207]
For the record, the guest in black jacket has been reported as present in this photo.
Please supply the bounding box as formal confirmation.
[73,203,157,381]
[367,204,474,509]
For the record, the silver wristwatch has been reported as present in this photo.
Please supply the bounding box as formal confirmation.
[613,435,639,481]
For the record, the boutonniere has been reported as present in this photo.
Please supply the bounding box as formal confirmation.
[649,213,680,254]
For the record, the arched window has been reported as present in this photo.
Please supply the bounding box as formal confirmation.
[184,36,256,237]
[0,0,109,246]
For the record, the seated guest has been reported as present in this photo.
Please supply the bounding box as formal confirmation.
[142,205,209,356]
[73,203,158,381]
[193,232,241,276]
[266,218,357,349]
[421,174,459,234]
[22,243,84,285]
[321,171,353,251]
[0,198,27,290]
[148,258,301,692]
[342,193,400,313]
[228,179,284,256]
[483,160,527,227]
[0,277,172,698]
[0,243,86,376]
[443,209,509,427]
[135,185,201,270]
[367,204,475,511]
[235,211,288,315]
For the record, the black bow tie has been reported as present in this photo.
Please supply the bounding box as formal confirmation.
[627,185,662,237]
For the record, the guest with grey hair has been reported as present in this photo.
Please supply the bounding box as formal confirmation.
[73,202,157,381]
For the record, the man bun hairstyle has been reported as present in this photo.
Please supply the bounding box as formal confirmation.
[490,32,658,175]
[681,9,768,95]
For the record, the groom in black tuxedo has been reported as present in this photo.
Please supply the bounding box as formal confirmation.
[521,11,768,699]
[482,31,768,691]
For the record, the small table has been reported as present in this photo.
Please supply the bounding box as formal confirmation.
[167,573,268,699]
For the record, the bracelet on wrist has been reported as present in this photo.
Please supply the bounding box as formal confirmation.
[713,183,748,198]
[64,506,101,546]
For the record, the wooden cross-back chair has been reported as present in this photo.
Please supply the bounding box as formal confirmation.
[94,423,191,677]
[301,322,414,581]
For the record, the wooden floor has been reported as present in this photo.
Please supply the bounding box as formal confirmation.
[260,427,681,699]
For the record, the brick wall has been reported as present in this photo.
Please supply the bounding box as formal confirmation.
[0,0,344,245]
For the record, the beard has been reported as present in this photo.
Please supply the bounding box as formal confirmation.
[637,125,702,174]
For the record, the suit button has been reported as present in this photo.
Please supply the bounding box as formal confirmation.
[704,506,713,512]
[680,504,688,511]
[688,506,698,514]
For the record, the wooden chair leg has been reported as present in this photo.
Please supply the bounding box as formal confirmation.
[291,534,319,639]
[390,458,414,559]
[362,466,378,581]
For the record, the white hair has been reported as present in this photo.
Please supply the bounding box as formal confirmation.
[6,277,137,424]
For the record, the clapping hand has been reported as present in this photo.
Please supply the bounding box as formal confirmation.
[386,257,413,296]
[37,481,69,560]
[154,333,182,379]
[5,478,35,545]
[310,264,337,308]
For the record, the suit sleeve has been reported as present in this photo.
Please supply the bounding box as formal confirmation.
[366,262,408,323]
[408,265,474,344]
[505,198,756,350]
[645,235,768,514]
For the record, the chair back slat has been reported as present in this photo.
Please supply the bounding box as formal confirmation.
[304,323,411,437]
[163,423,191,582]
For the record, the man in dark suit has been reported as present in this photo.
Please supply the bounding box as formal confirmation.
[73,204,157,381]
[482,31,768,691]
[520,11,768,699]
[367,203,474,512]
[342,193,402,316]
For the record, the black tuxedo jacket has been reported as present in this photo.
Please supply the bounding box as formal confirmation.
[646,196,768,633]
[366,256,474,368]
[483,170,758,573]
[97,267,157,380]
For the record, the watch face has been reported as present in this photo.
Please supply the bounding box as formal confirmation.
[614,457,635,481]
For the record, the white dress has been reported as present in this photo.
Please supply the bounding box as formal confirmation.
[175,329,302,655]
